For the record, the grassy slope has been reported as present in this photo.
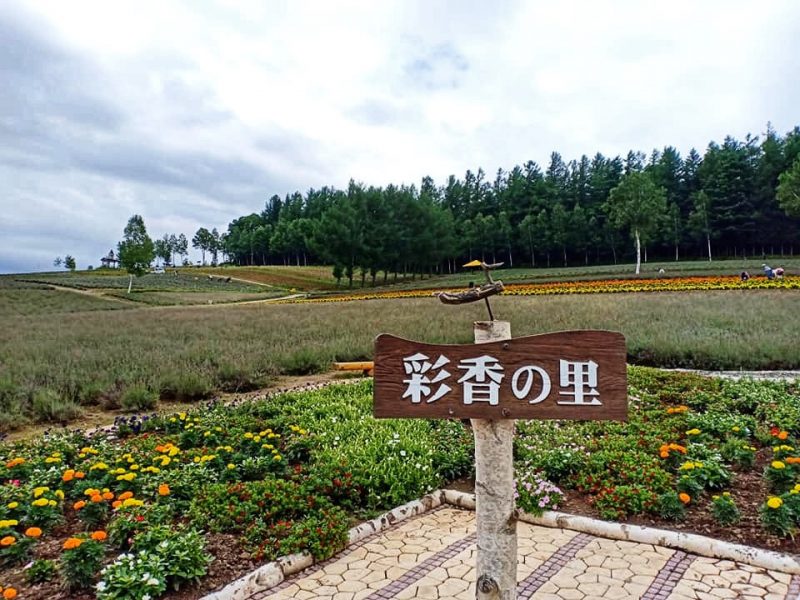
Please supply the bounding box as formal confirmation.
[1,289,799,431]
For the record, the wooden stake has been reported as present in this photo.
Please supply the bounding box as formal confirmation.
[472,320,517,599]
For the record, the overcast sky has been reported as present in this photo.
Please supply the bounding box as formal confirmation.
[2,0,799,273]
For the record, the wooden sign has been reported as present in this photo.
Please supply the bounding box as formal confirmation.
[373,330,626,420]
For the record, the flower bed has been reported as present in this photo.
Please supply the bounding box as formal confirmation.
[0,372,798,598]
[0,383,472,599]
[515,369,800,551]
[287,275,800,304]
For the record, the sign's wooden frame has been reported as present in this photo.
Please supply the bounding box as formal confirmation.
[373,330,627,421]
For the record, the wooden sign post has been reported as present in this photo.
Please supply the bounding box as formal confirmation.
[374,325,627,600]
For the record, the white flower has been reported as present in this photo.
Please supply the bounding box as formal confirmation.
[147,577,160,586]
[96,582,107,591]
[400,450,407,457]
[142,595,151,600]
[142,572,151,582]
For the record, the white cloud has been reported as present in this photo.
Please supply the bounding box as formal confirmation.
[1,0,798,272]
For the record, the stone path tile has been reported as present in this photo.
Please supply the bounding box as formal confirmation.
[244,506,800,600]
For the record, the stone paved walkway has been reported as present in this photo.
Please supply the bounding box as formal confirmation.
[244,507,799,600]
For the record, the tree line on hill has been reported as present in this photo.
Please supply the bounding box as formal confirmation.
[213,124,800,284]
[111,124,800,286]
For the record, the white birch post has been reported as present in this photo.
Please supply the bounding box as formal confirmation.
[472,320,517,600]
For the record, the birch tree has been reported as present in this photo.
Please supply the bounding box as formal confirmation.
[606,172,667,274]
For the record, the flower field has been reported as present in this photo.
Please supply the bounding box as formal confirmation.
[0,383,472,599]
[291,275,800,303]
[0,371,799,598]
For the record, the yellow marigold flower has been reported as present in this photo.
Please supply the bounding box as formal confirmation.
[204,431,211,437]
[6,502,18,510]
[771,461,786,470]
[44,457,61,464]
[686,429,701,436]
[33,486,49,498]
[116,473,136,482]
[168,447,179,457]
[767,497,783,509]
[48,500,56,507]
[0,520,18,528]
[179,412,186,420]
[55,490,64,500]
[130,464,139,471]
[731,426,740,432]
[31,498,49,507]
[90,462,108,471]
[121,498,144,508]
[244,432,253,439]
[273,454,282,462]
[227,463,236,470]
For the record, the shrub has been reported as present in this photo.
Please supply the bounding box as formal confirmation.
[761,497,794,537]
[515,469,563,516]
[120,386,158,412]
[711,493,740,526]
[764,460,796,494]
[657,491,686,521]
[0,379,30,432]
[25,558,57,584]
[279,348,325,375]
[159,372,213,402]
[61,536,106,590]
[96,550,167,600]
[216,364,264,393]
[593,485,658,520]
[131,526,211,590]
[252,506,349,561]
[77,381,107,406]
[31,389,81,423]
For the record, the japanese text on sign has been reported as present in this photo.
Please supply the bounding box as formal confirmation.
[374,331,626,421]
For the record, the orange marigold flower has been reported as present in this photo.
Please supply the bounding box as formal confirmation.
[118,491,134,501]
[786,457,800,464]
[112,500,122,509]
[102,492,115,501]
[659,451,669,458]
[3,588,17,600]
[62,469,75,482]
[25,527,42,538]
[90,494,103,503]
[63,537,83,550]
[73,500,86,510]
[74,471,85,479]
[158,484,170,496]
[90,531,107,542]
[679,493,691,504]
[0,536,16,546]
[778,431,789,440]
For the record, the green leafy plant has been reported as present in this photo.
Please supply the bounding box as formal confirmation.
[96,550,167,600]
[121,386,158,412]
[710,492,740,526]
[764,460,796,494]
[61,536,106,590]
[761,497,794,538]
[25,558,57,584]
[515,468,563,516]
[593,485,657,520]
[657,491,686,521]
[132,526,211,590]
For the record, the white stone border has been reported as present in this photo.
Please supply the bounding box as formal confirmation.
[202,487,800,599]
[200,491,445,600]
[444,489,800,574]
